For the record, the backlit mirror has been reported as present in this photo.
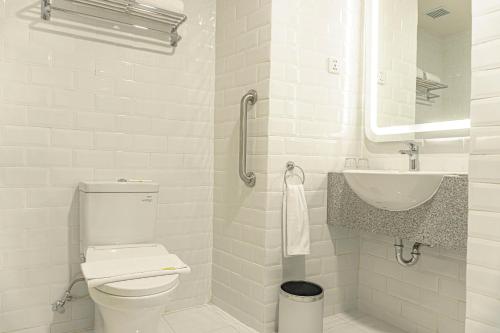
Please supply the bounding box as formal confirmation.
[364,0,471,142]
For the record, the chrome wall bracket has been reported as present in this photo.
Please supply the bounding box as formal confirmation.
[41,0,51,20]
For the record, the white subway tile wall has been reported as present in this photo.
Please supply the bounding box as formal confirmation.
[377,0,418,132]
[266,0,363,330]
[467,1,500,331]
[357,233,466,333]
[0,0,215,332]
[213,0,274,332]
[416,29,471,129]
[214,0,364,330]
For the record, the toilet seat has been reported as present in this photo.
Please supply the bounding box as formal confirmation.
[85,243,180,297]
[97,273,179,297]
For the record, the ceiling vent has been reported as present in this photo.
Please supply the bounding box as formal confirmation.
[426,7,451,19]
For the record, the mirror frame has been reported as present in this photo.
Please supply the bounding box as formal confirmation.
[363,0,471,142]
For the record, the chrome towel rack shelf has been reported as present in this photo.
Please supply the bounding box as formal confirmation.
[41,0,187,47]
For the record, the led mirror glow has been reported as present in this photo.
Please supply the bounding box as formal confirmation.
[364,0,471,142]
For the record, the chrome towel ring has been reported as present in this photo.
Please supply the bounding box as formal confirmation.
[284,161,305,186]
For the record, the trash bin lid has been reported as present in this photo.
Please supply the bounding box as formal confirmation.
[280,281,324,302]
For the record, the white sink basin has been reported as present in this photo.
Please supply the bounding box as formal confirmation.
[342,170,465,211]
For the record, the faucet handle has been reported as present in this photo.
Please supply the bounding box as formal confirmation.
[402,142,419,153]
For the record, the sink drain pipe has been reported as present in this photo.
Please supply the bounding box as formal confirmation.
[394,238,422,267]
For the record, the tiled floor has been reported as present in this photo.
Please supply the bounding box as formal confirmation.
[322,311,405,333]
[161,304,256,333]
[160,304,406,333]
[84,304,405,333]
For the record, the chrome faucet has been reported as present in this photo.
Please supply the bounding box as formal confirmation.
[399,142,419,171]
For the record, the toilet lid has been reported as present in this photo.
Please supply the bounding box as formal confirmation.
[85,243,180,297]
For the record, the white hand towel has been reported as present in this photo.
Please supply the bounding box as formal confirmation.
[424,71,441,83]
[138,0,184,13]
[282,184,310,257]
[82,254,191,288]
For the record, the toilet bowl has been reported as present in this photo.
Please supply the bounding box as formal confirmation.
[85,243,180,333]
[91,281,178,333]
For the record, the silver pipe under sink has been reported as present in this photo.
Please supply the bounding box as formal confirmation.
[394,238,422,267]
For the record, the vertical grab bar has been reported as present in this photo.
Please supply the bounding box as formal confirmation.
[239,90,258,187]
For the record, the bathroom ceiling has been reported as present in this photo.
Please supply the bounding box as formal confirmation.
[418,0,471,37]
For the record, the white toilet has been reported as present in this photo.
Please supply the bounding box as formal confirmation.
[79,180,185,333]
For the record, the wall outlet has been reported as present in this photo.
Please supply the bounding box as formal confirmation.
[328,57,340,74]
[377,71,386,85]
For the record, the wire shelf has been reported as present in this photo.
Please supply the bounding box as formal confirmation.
[41,0,187,47]
[416,77,448,91]
[416,77,448,102]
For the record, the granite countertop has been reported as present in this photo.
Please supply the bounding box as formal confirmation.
[327,173,468,250]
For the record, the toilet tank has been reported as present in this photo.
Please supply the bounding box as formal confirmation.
[79,181,159,251]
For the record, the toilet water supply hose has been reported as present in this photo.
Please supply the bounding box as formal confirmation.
[52,277,88,313]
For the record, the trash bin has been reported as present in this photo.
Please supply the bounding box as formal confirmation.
[278,281,324,333]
